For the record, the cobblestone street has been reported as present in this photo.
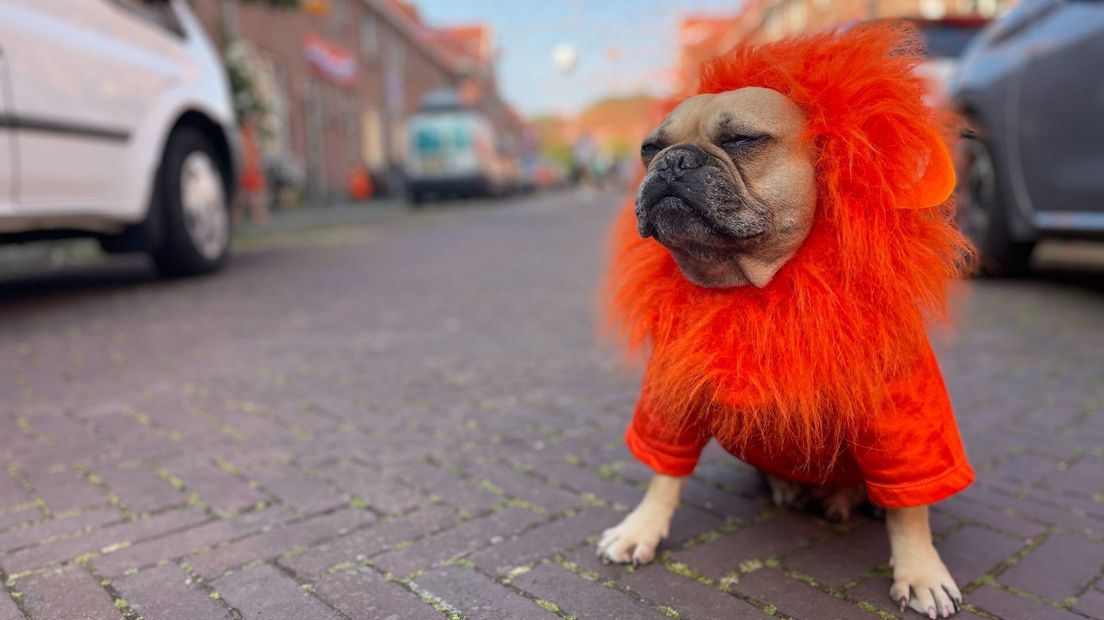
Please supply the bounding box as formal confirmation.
[1,191,1102,620]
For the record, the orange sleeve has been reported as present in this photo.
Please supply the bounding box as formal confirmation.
[851,343,974,508]
[625,381,709,477]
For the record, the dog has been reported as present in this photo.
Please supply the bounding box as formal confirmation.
[597,25,973,619]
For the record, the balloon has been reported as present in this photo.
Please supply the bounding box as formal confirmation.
[552,42,578,73]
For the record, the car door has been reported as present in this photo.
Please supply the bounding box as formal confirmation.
[0,0,177,215]
[1014,1,1104,224]
[0,45,14,214]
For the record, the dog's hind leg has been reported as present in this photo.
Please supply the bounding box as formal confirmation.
[763,473,809,509]
[809,485,866,523]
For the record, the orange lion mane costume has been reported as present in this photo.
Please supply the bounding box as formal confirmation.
[606,24,973,504]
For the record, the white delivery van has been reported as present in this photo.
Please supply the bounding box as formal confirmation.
[405,91,513,203]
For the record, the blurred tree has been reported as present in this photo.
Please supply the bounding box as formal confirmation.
[219,0,300,120]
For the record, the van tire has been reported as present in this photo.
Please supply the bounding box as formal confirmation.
[151,128,232,277]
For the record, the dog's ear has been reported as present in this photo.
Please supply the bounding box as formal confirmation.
[904,126,955,209]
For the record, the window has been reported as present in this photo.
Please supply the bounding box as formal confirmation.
[109,0,185,37]
[415,128,440,153]
[454,126,470,149]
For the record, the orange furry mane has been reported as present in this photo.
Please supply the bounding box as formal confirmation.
[605,23,972,468]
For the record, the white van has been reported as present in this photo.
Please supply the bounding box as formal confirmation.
[0,0,239,276]
[405,92,513,203]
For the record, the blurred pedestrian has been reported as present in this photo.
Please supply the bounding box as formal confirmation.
[238,117,269,225]
[349,165,374,201]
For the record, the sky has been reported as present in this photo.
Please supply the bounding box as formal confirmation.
[415,0,745,118]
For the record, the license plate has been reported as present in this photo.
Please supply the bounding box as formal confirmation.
[423,158,443,174]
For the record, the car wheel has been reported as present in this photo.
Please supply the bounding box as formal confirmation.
[955,132,1034,277]
[151,128,231,277]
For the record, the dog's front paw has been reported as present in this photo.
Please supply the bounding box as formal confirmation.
[889,547,962,618]
[596,507,670,566]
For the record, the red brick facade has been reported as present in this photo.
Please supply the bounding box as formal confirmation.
[190,0,520,201]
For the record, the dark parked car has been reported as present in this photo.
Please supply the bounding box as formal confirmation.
[949,0,1104,275]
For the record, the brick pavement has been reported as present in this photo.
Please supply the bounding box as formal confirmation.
[1,191,1102,619]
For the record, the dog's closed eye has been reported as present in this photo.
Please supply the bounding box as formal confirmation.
[718,134,769,150]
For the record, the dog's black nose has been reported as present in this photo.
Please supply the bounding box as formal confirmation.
[656,145,704,178]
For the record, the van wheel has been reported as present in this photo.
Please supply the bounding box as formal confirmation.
[151,128,231,276]
[955,131,1034,277]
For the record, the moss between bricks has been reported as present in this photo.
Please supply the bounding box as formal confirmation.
[657,604,680,618]
[327,561,356,574]
[663,560,714,586]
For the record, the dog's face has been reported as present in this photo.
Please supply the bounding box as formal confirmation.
[635,87,817,288]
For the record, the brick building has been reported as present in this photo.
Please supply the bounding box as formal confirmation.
[190,0,525,201]
[676,0,1014,95]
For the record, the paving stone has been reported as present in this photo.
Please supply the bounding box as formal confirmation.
[246,463,346,515]
[2,508,208,574]
[114,563,232,620]
[621,563,765,619]
[680,478,765,521]
[312,566,440,620]
[95,464,186,515]
[512,562,670,619]
[469,507,620,576]
[189,508,373,578]
[667,502,727,546]
[416,564,558,619]
[93,506,294,577]
[1025,487,1104,519]
[392,460,501,514]
[733,568,872,619]
[534,461,643,509]
[460,460,585,515]
[165,460,267,517]
[0,473,31,511]
[999,532,1103,603]
[845,576,904,618]
[694,461,766,496]
[317,461,424,514]
[936,525,1024,586]
[968,585,1084,620]
[17,566,120,620]
[672,513,830,580]
[371,506,545,578]
[0,506,122,553]
[279,505,458,580]
[23,468,107,514]
[786,521,889,587]
[213,563,342,620]
[0,505,39,532]
[934,494,1047,538]
[1046,457,1104,494]
[0,592,22,620]
[1073,588,1104,618]
[985,454,1060,489]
